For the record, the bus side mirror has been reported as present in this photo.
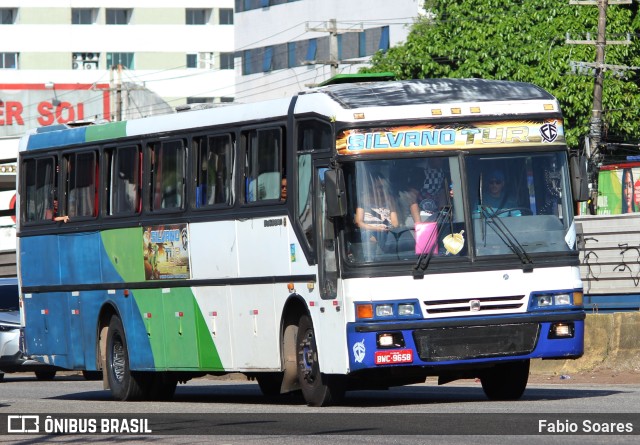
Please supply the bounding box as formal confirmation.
[325,169,347,217]
[570,155,590,202]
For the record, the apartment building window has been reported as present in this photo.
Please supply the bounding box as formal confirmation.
[186,9,210,25]
[0,53,18,69]
[72,8,97,25]
[187,54,197,68]
[235,0,299,12]
[73,53,99,70]
[220,53,234,70]
[219,8,233,25]
[106,9,131,25]
[107,53,134,69]
[0,8,16,24]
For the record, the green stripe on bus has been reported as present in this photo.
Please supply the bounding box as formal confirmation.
[85,121,128,142]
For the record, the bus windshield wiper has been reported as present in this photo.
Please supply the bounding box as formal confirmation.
[413,205,452,279]
[479,205,533,272]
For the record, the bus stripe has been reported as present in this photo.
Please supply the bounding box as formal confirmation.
[85,121,127,142]
[26,126,87,150]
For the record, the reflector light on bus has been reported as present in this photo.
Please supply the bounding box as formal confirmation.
[544,103,555,110]
[175,312,183,317]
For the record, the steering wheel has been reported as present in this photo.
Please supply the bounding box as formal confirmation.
[492,207,532,217]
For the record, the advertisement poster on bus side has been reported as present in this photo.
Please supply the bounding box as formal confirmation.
[143,224,190,280]
[597,167,640,215]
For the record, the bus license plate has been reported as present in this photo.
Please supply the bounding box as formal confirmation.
[374,349,413,365]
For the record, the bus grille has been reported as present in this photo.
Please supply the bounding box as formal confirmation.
[413,323,539,362]
[423,295,526,316]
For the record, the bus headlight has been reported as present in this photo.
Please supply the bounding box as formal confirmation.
[535,295,553,307]
[554,294,571,306]
[531,291,581,309]
[398,304,415,316]
[376,304,394,317]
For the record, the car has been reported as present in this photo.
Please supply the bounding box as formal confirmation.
[0,277,60,381]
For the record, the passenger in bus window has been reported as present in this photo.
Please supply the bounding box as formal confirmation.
[396,167,426,226]
[481,170,520,217]
[280,177,287,201]
[622,168,636,214]
[355,172,398,260]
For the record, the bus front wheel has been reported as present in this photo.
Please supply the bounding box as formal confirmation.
[296,314,345,407]
[480,359,530,401]
[106,315,147,401]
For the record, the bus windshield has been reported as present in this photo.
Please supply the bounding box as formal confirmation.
[342,151,576,265]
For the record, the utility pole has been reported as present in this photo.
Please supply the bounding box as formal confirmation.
[305,19,363,80]
[567,0,631,161]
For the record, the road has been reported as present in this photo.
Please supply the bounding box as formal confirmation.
[0,373,639,444]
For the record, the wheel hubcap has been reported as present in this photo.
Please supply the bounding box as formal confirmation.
[111,335,125,383]
[300,331,316,384]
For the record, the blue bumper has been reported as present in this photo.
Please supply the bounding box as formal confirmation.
[347,311,584,371]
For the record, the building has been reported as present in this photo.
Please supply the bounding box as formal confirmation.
[234,0,423,102]
[0,0,235,138]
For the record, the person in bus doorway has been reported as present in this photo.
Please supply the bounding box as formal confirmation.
[481,170,521,217]
[622,168,636,213]
[355,172,399,260]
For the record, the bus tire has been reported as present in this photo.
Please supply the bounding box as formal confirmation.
[296,314,345,407]
[106,315,146,401]
[480,359,530,401]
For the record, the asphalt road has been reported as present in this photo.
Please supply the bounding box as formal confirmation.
[0,373,639,444]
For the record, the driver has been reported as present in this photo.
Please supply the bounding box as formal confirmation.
[482,170,521,217]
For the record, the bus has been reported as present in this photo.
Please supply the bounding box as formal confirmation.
[17,78,586,406]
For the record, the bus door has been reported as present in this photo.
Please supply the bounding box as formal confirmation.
[316,167,338,300]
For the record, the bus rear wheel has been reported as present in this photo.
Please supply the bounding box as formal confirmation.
[106,315,147,401]
[296,314,345,407]
[480,359,530,401]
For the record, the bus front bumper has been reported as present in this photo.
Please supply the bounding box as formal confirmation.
[346,311,585,371]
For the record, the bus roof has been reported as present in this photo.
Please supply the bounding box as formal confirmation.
[20,78,559,152]
[311,78,555,109]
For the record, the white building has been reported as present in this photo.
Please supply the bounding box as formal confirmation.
[233,0,423,102]
[0,0,235,138]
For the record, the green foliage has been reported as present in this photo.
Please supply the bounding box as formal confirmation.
[364,0,640,150]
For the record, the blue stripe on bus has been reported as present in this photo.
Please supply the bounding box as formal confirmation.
[26,127,88,150]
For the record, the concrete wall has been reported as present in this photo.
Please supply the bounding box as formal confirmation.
[531,312,640,374]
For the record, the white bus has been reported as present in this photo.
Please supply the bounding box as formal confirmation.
[17,77,585,406]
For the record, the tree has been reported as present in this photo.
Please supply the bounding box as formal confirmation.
[364,0,640,151]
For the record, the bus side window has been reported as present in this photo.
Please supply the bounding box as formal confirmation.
[64,151,98,219]
[22,157,57,222]
[244,128,283,203]
[194,134,234,207]
[149,140,186,211]
[106,145,140,216]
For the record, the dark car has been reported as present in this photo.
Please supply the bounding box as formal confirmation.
[0,277,59,381]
